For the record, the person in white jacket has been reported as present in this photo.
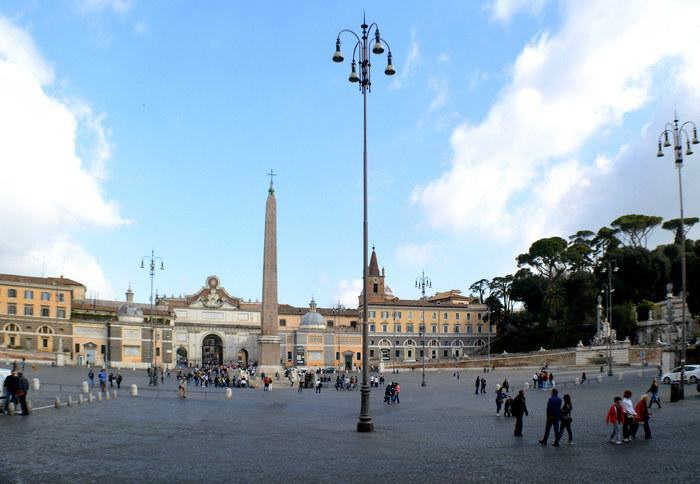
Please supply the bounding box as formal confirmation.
[621,390,637,442]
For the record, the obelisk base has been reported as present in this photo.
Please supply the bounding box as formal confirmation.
[258,335,282,377]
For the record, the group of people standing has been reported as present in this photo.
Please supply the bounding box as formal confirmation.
[87,368,123,391]
[383,382,400,404]
[1,369,30,416]
[606,389,653,444]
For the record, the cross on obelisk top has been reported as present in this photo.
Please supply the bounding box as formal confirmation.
[268,169,276,193]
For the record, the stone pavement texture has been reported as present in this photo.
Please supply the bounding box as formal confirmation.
[0,365,698,483]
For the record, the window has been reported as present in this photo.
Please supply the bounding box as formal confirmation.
[407,323,414,333]
[101,345,106,354]
[489,324,494,334]
[419,349,424,357]
[395,340,400,346]
[24,305,34,316]
[408,311,413,320]
[370,324,376,332]
[395,350,400,358]
[443,312,448,320]
[37,326,52,334]
[432,312,437,320]
[42,338,48,349]
[327,321,334,327]
[381,311,389,320]
[58,293,65,302]
[467,313,472,321]
[24,290,34,300]
[373,283,378,293]
[395,324,401,333]
[356,352,361,361]
[41,292,51,301]
[287,351,292,361]
[420,311,424,321]
[350,321,357,329]
[57,308,66,319]
[8,288,17,298]
[335,352,339,360]
[394,311,402,319]
[467,326,472,334]
[75,343,80,353]
[455,313,460,320]
[478,325,482,333]
[9,336,15,346]
[369,311,376,318]
[156,347,161,357]
[443,350,449,357]
[443,325,448,333]
[382,324,387,333]
[478,313,482,320]
[454,325,460,333]
[407,350,413,358]
[370,350,375,357]
[279,319,287,327]
[7,304,16,315]
[431,325,437,333]
[41,306,50,317]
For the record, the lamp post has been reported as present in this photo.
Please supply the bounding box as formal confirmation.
[601,260,618,377]
[141,249,164,386]
[657,115,698,399]
[487,310,491,372]
[415,271,431,387]
[333,16,395,433]
[333,301,343,371]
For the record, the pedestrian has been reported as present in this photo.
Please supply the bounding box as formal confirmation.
[456,372,460,381]
[98,368,107,393]
[2,369,18,414]
[558,394,573,445]
[384,384,393,404]
[21,357,26,372]
[532,373,538,389]
[581,371,587,384]
[88,368,95,388]
[621,390,637,442]
[606,396,623,444]
[632,394,652,440]
[16,372,30,416]
[502,378,509,393]
[503,395,513,417]
[392,382,400,404]
[539,388,562,446]
[178,381,187,399]
[108,372,114,387]
[480,377,487,394]
[297,378,303,393]
[647,378,661,409]
[315,379,322,394]
[511,390,528,436]
[116,374,122,389]
[495,384,505,416]
[474,376,480,395]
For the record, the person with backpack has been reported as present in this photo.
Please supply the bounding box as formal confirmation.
[606,396,623,445]
[539,388,562,446]
[511,390,528,436]
[558,394,573,445]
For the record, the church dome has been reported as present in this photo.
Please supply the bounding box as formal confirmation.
[300,298,327,330]
[118,303,144,324]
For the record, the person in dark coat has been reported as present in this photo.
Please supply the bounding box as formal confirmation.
[16,372,30,416]
[480,377,487,394]
[474,376,480,395]
[539,388,562,446]
[511,390,528,436]
[2,370,19,413]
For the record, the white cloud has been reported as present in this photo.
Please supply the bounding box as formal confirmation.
[428,76,448,113]
[412,1,700,247]
[490,0,546,23]
[0,16,127,297]
[76,0,132,14]
[390,29,420,90]
[335,279,362,308]
[395,241,436,268]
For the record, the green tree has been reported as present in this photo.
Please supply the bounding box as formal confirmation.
[516,236,569,280]
[611,214,663,248]
[469,278,490,304]
[662,217,699,244]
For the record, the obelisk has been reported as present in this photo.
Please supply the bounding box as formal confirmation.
[258,171,282,376]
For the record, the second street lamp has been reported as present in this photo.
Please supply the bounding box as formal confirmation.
[657,114,698,399]
[601,260,618,377]
[416,270,431,387]
[141,249,165,387]
[333,15,395,433]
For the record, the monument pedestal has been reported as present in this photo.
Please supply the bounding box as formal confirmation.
[258,335,282,377]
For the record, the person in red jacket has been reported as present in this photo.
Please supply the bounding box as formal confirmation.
[606,396,623,444]
[632,394,651,440]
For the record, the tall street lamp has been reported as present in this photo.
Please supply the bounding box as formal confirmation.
[657,114,698,399]
[141,249,165,386]
[416,271,431,387]
[333,15,395,433]
[601,260,618,377]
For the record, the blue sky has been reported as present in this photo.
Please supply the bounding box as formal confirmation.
[1,0,699,308]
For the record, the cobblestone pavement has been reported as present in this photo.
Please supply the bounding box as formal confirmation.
[1,365,698,483]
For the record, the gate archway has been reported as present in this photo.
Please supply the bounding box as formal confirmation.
[237,348,249,367]
[176,346,188,366]
[202,334,223,365]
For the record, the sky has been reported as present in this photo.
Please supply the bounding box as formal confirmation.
[1,0,699,309]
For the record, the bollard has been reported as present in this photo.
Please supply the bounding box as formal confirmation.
[32,378,40,391]
[132,366,136,372]
[54,397,61,409]
[618,373,623,381]
[113,390,118,399]
[97,392,102,401]
[78,395,84,405]
[67,395,73,407]
[597,375,603,383]
[130,384,138,397]
[88,393,95,403]
[225,388,233,400]
[81,381,89,394]
[105,390,111,401]
[575,377,580,385]
[26,400,32,413]
[7,402,15,415]
[523,382,530,390]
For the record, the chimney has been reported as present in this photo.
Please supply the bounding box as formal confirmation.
[126,286,134,303]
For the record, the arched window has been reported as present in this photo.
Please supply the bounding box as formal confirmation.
[36,325,54,351]
[37,326,54,334]
[451,340,464,347]
[474,339,485,347]
[404,339,417,347]
[4,323,20,332]
[428,339,440,347]
[377,339,393,348]
[3,323,21,347]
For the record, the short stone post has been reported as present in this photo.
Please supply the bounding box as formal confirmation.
[523,382,530,390]
[67,395,73,407]
[225,388,232,400]
[112,390,118,399]
[97,392,102,401]
[54,397,61,409]
[105,390,111,400]
[26,400,32,413]
[7,402,15,415]
[88,393,95,403]
[618,373,623,381]
[78,395,85,405]
[130,384,138,397]
[81,381,89,394]
[32,378,40,391]
[575,377,580,385]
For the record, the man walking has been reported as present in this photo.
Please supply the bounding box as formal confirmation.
[511,390,529,436]
[539,388,562,446]
[621,390,637,442]
[2,369,19,414]
[480,377,487,394]
[98,368,107,393]
[88,368,95,388]
[16,372,30,416]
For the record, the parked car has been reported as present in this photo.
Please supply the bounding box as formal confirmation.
[0,368,10,403]
[661,364,700,384]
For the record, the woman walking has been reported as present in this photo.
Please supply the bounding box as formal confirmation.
[495,385,506,416]
[647,378,661,409]
[633,394,652,439]
[606,396,623,445]
[558,394,573,445]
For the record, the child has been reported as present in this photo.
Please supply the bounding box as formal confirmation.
[606,396,623,444]
[503,395,513,417]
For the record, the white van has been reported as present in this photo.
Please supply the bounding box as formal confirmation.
[0,368,11,402]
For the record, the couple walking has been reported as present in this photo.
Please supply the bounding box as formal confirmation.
[539,388,573,446]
